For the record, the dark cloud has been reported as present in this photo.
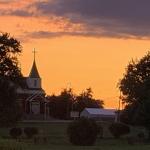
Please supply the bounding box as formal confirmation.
[33,0,150,39]
[10,9,33,17]
[1,0,150,39]
[35,0,150,25]
[24,30,148,40]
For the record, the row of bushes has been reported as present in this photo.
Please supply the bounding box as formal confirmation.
[9,119,130,146]
[9,127,38,139]
[67,118,130,146]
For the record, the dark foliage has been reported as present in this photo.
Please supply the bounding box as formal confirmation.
[67,118,100,146]
[9,127,22,139]
[0,146,23,150]
[24,127,38,138]
[119,52,150,139]
[0,79,22,127]
[109,122,130,138]
[48,89,73,119]
[0,32,22,80]
[97,124,104,138]
[0,33,22,126]
[48,88,104,119]
[75,88,104,113]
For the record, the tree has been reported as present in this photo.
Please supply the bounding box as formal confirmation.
[119,52,150,138]
[0,32,22,126]
[0,32,22,80]
[0,79,22,126]
[48,88,74,119]
[75,88,104,113]
[67,117,100,146]
[48,88,104,119]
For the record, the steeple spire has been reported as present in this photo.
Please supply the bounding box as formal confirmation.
[33,48,36,61]
[29,49,40,78]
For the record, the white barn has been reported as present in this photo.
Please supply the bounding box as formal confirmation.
[80,108,117,121]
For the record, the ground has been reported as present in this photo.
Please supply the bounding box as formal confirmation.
[0,121,150,150]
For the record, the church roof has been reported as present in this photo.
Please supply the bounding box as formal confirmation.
[29,60,40,78]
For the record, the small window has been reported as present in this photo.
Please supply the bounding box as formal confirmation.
[34,80,37,87]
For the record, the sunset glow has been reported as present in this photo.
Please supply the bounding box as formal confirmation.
[1,0,150,108]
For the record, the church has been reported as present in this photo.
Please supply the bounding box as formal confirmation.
[17,52,49,120]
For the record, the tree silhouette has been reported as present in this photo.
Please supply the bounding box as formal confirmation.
[0,32,22,126]
[0,79,22,126]
[75,88,104,113]
[48,88,74,119]
[0,32,22,80]
[48,88,104,119]
[119,52,150,138]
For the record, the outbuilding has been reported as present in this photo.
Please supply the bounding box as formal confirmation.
[80,108,117,121]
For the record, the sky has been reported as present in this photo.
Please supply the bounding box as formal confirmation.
[0,0,150,108]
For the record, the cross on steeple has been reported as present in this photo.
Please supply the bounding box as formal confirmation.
[29,48,40,78]
[33,48,37,61]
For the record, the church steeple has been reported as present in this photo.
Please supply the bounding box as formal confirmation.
[29,49,40,78]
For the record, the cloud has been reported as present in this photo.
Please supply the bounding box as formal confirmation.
[32,0,150,39]
[1,0,150,39]
[0,0,37,17]
[24,30,148,40]
[0,0,16,3]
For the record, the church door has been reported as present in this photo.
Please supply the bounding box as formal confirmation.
[31,101,40,114]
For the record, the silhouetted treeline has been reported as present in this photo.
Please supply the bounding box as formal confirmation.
[47,88,104,119]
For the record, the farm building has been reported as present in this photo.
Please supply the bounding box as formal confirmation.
[80,108,117,121]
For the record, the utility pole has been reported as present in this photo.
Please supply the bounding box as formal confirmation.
[118,91,122,122]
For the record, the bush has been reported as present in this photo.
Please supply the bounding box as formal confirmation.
[109,122,130,138]
[97,124,103,138]
[24,127,38,139]
[9,128,22,139]
[67,117,100,146]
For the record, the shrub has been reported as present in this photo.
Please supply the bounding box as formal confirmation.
[97,124,103,138]
[137,132,145,139]
[109,122,130,138]
[67,117,100,146]
[9,127,22,139]
[24,127,38,138]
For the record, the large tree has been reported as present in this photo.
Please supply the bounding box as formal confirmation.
[119,52,150,137]
[0,32,22,80]
[0,32,22,126]
[75,88,104,113]
[48,88,73,119]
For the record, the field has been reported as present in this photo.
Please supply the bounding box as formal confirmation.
[0,121,150,150]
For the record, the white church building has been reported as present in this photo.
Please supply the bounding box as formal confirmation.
[17,52,49,120]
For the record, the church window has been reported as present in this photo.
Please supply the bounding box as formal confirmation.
[34,80,37,87]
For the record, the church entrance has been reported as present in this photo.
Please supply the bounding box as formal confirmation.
[31,101,40,114]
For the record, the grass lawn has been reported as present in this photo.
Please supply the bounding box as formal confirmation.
[0,121,150,150]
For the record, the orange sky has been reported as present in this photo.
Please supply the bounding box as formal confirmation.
[19,37,149,108]
[0,0,150,108]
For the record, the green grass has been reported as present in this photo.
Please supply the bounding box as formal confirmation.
[0,121,150,150]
